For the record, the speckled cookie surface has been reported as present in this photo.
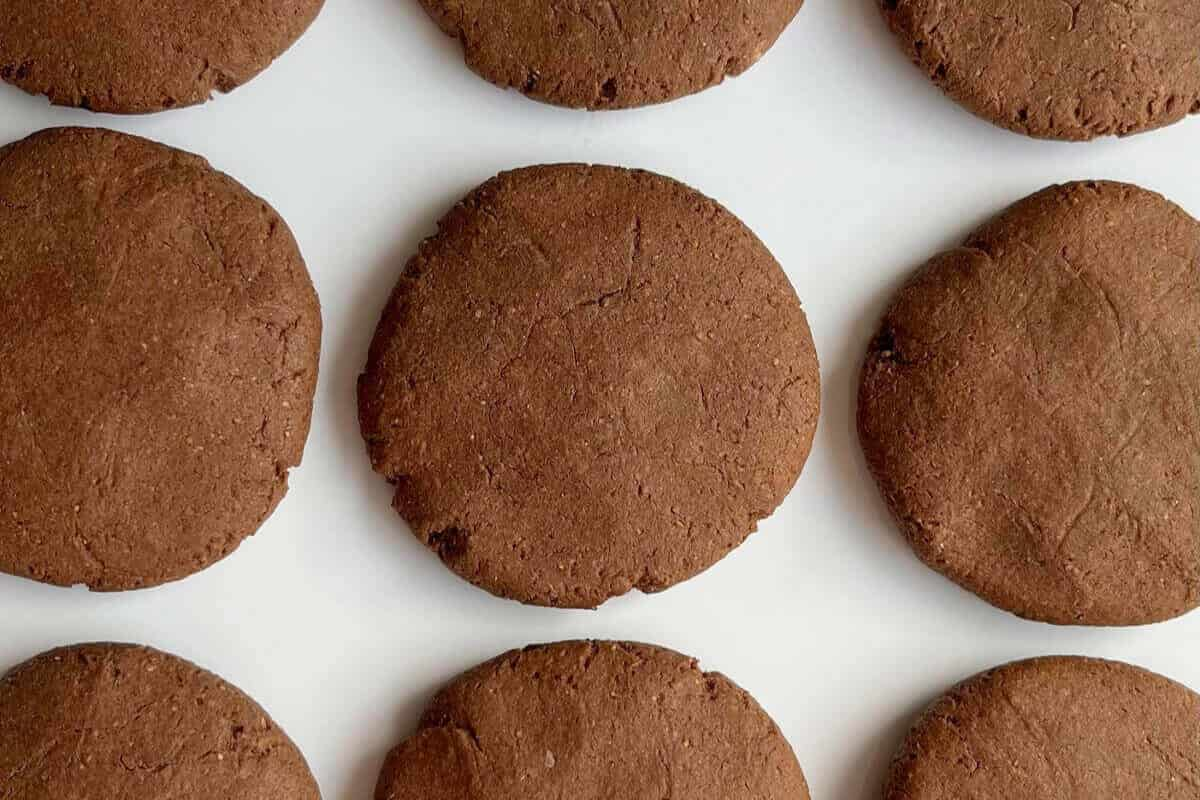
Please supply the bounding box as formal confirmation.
[858,181,1200,626]
[376,640,810,800]
[358,164,820,608]
[881,0,1200,140]
[886,656,1200,798]
[416,0,804,109]
[0,0,324,113]
[0,127,321,591]
[0,642,321,799]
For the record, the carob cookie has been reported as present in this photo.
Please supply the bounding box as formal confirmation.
[416,0,804,109]
[858,181,1200,626]
[881,0,1200,140]
[359,164,820,608]
[0,127,321,591]
[0,0,324,113]
[886,656,1200,798]
[376,640,810,800]
[0,642,321,799]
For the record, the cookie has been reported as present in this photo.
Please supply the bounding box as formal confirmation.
[358,164,820,608]
[881,0,1200,140]
[0,127,322,591]
[376,640,809,800]
[0,642,321,799]
[858,181,1200,626]
[886,656,1200,798]
[0,0,324,113]
[416,0,803,109]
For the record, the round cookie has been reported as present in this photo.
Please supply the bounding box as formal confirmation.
[0,642,320,799]
[886,656,1200,798]
[416,0,804,109]
[0,127,321,591]
[358,164,820,608]
[858,181,1200,626]
[881,0,1200,140]
[376,640,810,800]
[0,0,324,113]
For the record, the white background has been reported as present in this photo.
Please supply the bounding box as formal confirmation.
[1,1,1198,798]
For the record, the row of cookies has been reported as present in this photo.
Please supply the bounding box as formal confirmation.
[3,639,1198,798]
[3,1,1197,139]
[2,126,1196,628]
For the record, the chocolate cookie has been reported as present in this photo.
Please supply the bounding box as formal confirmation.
[0,127,321,591]
[886,656,1200,798]
[416,0,804,109]
[0,0,324,113]
[376,640,809,800]
[0,642,321,799]
[358,164,820,607]
[881,0,1200,140]
[858,181,1200,626]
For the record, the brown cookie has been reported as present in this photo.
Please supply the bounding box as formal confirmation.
[0,642,321,799]
[358,164,820,608]
[881,0,1200,140]
[416,0,803,109]
[0,127,321,591]
[0,0,324,113]
[376,640,809,800]
[886,656,1200,798]
[858,181,1200,626]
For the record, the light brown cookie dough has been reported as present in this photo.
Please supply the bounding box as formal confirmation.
[881,0,1200,140]
[377,640,810,800]
[887,656,1200,798]
[0,127,322,591]
[0,642,321,800]
[416,0,804,109]
[359,164,820,608]
[0,0,325,113]
[859,181,1200,625]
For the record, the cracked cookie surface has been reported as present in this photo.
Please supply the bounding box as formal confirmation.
[0,0,324,113]
[0,642,321,800]
[416,0,804,109]
[358,164,819,608]
[881,0,1200,140]
[375,640,809,800]
[886,656,1200,798]
[0,127,322,591]
[858,181,1200,626]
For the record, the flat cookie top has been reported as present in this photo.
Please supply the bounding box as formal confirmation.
[858,181,1200,626]
[0,643,320,799]
[882,0,1200,140]
[0,127,321,591]
[358,164,819,608]
[887,656,1200,798]
[376,640,809,800]
[417,0,803,109]
[0,0,324,113]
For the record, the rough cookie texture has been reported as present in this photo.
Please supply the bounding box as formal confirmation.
[416,0,804,109]
[0,0,324,113]
[881,0,1200,140]
[0,127,322,591]
[858,181,1200,626]
[0,643,321,799]
[358,164,820,608]
[886,656,1200,798]
[376,640,810,800]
